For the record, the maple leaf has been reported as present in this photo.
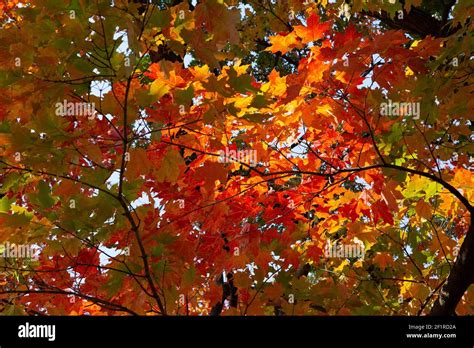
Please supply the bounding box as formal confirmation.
[372,200,394,225]
[266,31,303,55]
[150,79,171,99]
[155,148,184,183]
[0,0,471,319]
[294,13,330,43]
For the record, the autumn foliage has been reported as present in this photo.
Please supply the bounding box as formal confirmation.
[0,0,472,316]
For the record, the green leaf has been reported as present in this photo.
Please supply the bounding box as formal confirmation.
[242,113,270,123]
[156,232,178,245]
[227,66,258,93]
[250,94,269,108]
[0,211,31,228]
[37,180,55,209]
[151,244,165,257]
[148,9,171,29]
[174,85,194,108]
[0,196,13,213]
[183,266,196,286]
[105,272,125,297]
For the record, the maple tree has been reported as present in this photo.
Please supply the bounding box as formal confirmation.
[0,0,472,317]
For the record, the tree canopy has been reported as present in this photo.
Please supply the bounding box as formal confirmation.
[0,0,472,316]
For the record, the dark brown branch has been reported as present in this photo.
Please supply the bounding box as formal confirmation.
[0,289,138,315]
[430,215,474,315]
[210,272,238,316]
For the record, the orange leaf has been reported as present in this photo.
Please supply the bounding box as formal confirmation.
[294,13,330,43]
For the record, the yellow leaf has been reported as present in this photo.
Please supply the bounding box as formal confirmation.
[192,65,210,81]
[150,79,170,99]
[335,259,349,272]
[405,66,414,76]
[410,40,420,48]
[261,70,287,96]
[400,276,414,296]
[265,31,302,55]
